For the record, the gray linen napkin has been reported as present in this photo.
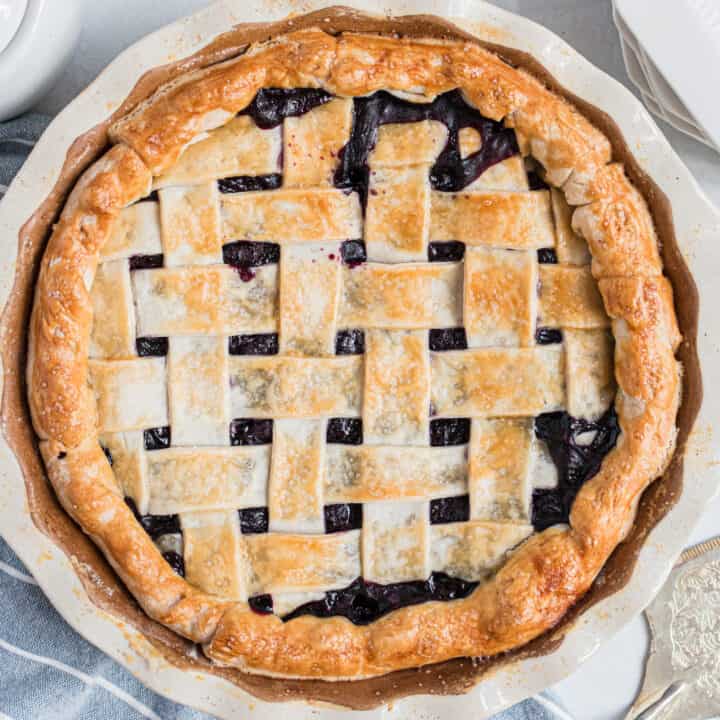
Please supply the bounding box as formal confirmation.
[0,113,51,194]
[0,114,568,720]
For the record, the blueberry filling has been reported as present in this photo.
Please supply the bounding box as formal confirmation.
[429,328,467,352]
[125,498,180,538]
[229,334,279,356]
[340,240,366,267]
[326,418,363,445]
[230,419,273,445]
[136,336,169,357]
[239,507,269,534]
[334,89,518,205]
[335,329,365,355]
[162,551,185,577]
[532,408,620,531]
[428,241,465,262]
[430,495,470,524]
[535,327,563,345]
[243,88,333,129]
[324,503,363,533]
[223,241,280,267]
[527,170,549,191]
[143,426,171,451]
[219,174,282,194]
[129,254,164,270]
[248,594,274,614]
[283,573,478,625]
[430,418,471,446]
[125,499,184,577]
[537,248,558,264]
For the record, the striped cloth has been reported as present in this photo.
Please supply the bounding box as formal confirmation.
[0,115,566,720]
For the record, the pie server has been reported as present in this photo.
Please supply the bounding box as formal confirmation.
[627,536,720,719]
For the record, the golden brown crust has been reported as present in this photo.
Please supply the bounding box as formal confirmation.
[571,164,663,278]
[110,29,338,174]
[27,145,151,446]
[26,23,682,680]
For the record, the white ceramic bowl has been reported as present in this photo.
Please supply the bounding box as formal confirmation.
[0,0,27,54]
[1,2,719,718]
[0,0,82,121]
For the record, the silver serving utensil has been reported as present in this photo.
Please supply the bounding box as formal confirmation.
[627,536,720,720]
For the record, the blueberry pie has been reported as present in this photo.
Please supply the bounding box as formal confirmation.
[26,10,684,681]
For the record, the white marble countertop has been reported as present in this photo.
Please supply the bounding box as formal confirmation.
[33,1,720,719]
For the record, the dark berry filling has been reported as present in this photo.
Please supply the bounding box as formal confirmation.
[144,426,170,451]
[428,241,465,262]
[229,334,279,356]
[324,503,363,533]
[129,254,164,270]
[430,495,470,524]
[125,498,180,538]
[125,499,183,576]
[248,594,274,614]
[334,89,518,206]
[429,328,467,352]
[243,88,333,129]
[230,419,273,445]
[223,241,280,267]
[527,170,549,191]
[537,248,558,264]
[430,418,471,446]
[237,267,256,282]
[335,329,365,355]
[239,507,269,534]
[162,551,185,577]
[219,174,281,193]
[532,408,620,531]
[340,240,366,267]
[535,327,563,345]
[283,573,477,625]
[326,418,363,445]
[530,490,566,530]
[136,336,168,357]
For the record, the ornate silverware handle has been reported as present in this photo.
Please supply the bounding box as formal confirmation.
[631,681,688,720]
[628,536,720,720]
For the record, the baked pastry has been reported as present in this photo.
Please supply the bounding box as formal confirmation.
[25,11,684,683]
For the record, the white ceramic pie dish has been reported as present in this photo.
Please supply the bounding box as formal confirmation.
[0,1,718,718]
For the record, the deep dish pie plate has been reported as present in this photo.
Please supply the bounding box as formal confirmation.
[0,1,717,717]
